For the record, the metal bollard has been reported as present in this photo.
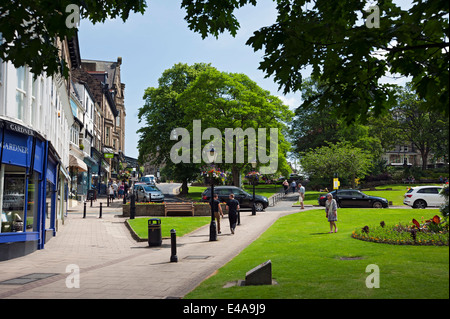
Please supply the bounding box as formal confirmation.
[99,202,102,218]
[170,229,178,262]
[130,193,136,220]
[107,195,109,207]
[83,202,86,218]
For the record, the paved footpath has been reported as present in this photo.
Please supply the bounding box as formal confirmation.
[0,192,314,299]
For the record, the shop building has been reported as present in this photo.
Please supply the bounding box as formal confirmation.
[0,35,78,261]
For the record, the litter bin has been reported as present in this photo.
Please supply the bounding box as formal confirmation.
[148,218,162,247]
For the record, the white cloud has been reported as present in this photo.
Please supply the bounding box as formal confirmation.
[277,95,299,110]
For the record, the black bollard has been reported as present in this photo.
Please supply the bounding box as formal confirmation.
[99,202,102,218]
[170,229,178,262]
[90,198,93,207]
[83,202,86,218]
[237,209,241,225]
[107,195,109,207]
[130,193,136,220]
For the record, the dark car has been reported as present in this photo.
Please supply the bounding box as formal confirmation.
[201,186,269,211]
[318,189,389,208]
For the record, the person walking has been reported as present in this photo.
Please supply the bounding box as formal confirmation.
[325,193,338,233]
[298,183,305,209]
[112,180,118,199]
[226,194,240,234]
[283,180,289,194]
[291,180,297,193]
[118,182,124,199]
[108,184,115,202]
[212,194,224,234]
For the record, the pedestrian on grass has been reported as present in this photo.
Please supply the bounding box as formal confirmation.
[325,193,338,233]
[298,183,305,209]
[226,194,240,234]
[211,193,224,234]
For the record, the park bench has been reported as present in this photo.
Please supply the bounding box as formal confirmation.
[164,202,194,216]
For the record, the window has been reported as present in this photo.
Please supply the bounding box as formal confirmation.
[1,165,26,233]
[16,66,27,120]
[417,188,440,194]
[31,79,38,126]
[106,127,110,145]
[70,124,80,145]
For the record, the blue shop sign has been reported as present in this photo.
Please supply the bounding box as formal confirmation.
[1,129,33,168]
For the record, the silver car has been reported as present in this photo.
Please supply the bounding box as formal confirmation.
[135,184,165,202]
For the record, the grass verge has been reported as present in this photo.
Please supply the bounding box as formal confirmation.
[185,208,449,299]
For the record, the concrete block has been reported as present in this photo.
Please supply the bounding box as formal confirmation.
[245,260,272,286]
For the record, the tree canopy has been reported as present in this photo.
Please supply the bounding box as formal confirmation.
[0,0,146,77]
[181,0,449,122]
[137,63,293,188]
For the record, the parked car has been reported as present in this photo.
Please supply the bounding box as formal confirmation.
[318,189,389,208]
[403,185,444,209]
[201,186,269,211]
[134,183,164,202]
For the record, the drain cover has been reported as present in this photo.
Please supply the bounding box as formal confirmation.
[184,255,210,260]
[0,273,59,285]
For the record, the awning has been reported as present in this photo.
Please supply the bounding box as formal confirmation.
[69,154,88,172]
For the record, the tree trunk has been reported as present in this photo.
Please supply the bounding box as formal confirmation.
[232,166,241,187]
[180,179,189,195]
[421,150,429,170]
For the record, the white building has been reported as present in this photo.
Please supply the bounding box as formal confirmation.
[0,33,78,260]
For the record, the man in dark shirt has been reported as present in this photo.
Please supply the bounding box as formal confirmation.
[211,194,224,234]
[226,194,240,234]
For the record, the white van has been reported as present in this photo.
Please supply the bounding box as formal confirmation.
[140,175,155,185]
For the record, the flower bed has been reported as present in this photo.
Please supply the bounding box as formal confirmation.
[352,215,449,246]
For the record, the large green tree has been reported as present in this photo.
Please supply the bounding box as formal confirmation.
[181,0,449,121]
[300,142,373,188]
[137,63,212,194]
[393,85,449,170]
[178,67,294,185]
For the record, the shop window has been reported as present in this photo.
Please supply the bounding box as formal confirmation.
[1,165,26,233]
[27,172,39,232]
[46,181,54,223]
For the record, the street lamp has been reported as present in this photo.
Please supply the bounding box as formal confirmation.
[251,160,257,216]
[209,147,218,241]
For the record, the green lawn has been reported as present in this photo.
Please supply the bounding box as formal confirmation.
[127,217,211,239]
[185,208,449,299]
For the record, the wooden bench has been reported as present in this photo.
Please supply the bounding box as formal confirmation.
[164,202,194,216]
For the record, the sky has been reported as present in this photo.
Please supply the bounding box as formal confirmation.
[78,0,297,160]
[78,0,413,160]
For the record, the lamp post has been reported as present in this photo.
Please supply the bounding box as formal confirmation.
[251,160,257,216]
[208,147,218,241]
